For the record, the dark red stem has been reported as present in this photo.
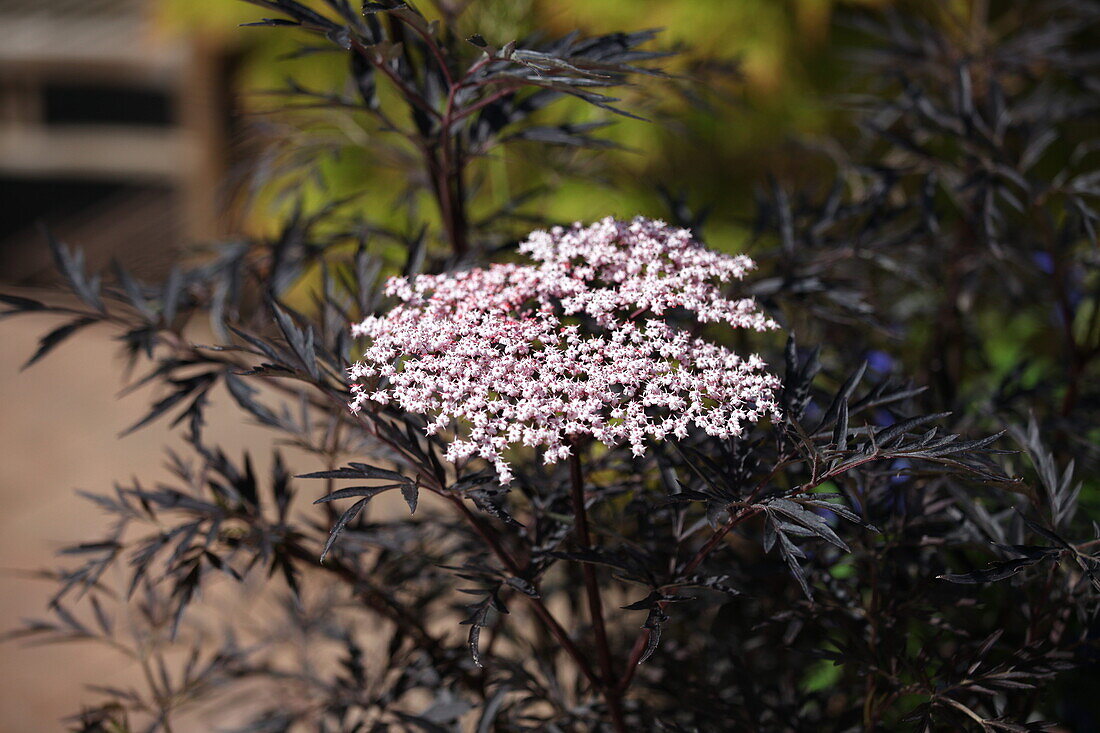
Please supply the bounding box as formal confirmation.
[569,448,627,732]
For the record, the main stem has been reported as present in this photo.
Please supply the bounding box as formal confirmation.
[569,448,626,732]
[446,495,601,688]
[617,506,762,694]
[436,66,468,258]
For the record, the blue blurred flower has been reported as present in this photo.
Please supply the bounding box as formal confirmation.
[866,350,894,374]
[1032,251,1055,274]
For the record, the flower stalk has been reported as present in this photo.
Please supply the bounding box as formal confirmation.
[568,444,626,732]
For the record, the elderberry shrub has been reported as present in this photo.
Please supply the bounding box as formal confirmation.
[3,1,1099,730]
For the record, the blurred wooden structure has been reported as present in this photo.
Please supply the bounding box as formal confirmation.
[0,0,235,281]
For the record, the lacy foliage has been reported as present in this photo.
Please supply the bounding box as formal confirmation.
[2,1,1099,731]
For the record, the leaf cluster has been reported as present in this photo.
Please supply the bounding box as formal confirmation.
[3,1,1100,731]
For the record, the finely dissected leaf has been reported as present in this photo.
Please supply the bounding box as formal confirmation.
[937,555,1050,584]
[468,489,523,528]
[506,122,620,149]
[227,323,283,361]
[476,687,509,733]
[467,622,483,668]
[46,232,104,312]
[872,412,952,447]
[1011,417,1081,529]
[674,575,741,597]
[298,462,409,482]
[766,499,850,553]
[550,549,637,575]
[459,596,495,668]
[320,497,370,562]
[638,606,669,664]
[312,486,395,503]
[22,316,97,369]
[503,576,539,597]
[819,360,867,430]
[776,531,813,601]
[780,332,822,421]
[621,591,661,611]
[120,373,218,437]
[224,372,285,429]
[241,0,339,30]
[111,260,154,320]
[240,17,299,27]
[831,399,849,452]
[161,266,184,326]
[0,293,47,313]
[805,499,879,533]
[271,302,320,380]
[448,470,497,494]
[350,44,378,109]
[400,480,419,514]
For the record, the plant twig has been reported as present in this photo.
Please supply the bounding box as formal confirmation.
[446,494,602,689]
[569,448,626,732]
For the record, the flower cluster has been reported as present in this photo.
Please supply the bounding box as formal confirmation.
[349,217,781,483]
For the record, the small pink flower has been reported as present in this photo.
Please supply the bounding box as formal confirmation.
[349,216,782,483]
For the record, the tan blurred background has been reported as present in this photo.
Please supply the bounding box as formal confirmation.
[1,2,233,729]
[0,1,250,726]
[0,0,876,728]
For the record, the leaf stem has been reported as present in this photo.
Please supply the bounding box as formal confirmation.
[569,448,626,732]
[616,505,761,694]
[445,494,602,689]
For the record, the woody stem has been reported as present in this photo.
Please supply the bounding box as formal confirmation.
[569,446,626,732]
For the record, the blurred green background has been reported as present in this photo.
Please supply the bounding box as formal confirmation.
[0,0,912,279]
[150,0,892,254]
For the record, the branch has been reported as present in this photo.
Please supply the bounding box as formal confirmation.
[446,494,602,688]
[617,506,761,694]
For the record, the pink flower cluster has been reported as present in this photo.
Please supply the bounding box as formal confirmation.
[349,217,781,483]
